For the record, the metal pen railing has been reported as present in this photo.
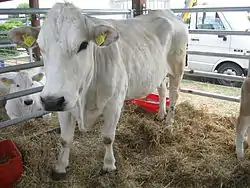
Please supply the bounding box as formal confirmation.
[1,6,250,128]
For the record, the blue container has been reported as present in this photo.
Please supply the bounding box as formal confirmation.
[0,60,4,67]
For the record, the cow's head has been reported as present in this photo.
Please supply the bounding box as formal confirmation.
[13,3,120,111]
[8,26,41,61]
[0,71,44,106]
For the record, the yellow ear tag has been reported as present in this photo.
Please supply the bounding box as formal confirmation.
[95,33,107,46]
[32,73,43,82]
[23,35,36,47]
[3,82,10,87]
[1,78,10,87]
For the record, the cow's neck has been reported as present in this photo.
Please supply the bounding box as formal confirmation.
[77,50,97,109]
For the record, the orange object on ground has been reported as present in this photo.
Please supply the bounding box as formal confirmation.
[125,93,170,113]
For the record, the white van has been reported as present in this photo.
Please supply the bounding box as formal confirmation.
[187,4,250,86]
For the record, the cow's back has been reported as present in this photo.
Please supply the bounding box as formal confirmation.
[136,10,188,75]
[90,10,187,99]
[92,14,175,98]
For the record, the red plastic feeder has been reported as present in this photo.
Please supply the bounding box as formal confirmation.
[126,93,170,113]
[0,140,23,188]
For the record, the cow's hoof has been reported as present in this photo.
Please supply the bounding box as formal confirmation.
[99,167,118,176]
[103,162,116,171]
[50,170,67,181]
[154,114,166,122]
[78,126,89,133]
[236,153,244,162]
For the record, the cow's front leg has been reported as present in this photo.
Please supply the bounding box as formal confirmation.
[101,98,123,172]
[156,77,168,121]
[166,74,183,127]
[236,116,250,160]
[51,111,76,180]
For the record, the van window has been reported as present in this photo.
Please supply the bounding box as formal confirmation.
[196,12,225,30]
[223,11,250,31]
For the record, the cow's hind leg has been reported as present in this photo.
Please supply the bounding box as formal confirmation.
[51,111,76,180]
[101,97,124,172]
[166,74,183,127]
[166,48,185,127]
[236,116,250,160]
[156,77,168,121]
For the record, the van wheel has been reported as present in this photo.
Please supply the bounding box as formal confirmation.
[217,63,243,87]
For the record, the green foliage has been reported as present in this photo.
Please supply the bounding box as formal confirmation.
[0,21,24,57]
[0,3,31,57]
[0,45,19,58]
[0,20,23,31]
[17,3,29,8]
[248,15,250,21]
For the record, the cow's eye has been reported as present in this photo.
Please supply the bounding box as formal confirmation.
[77,41,88,53]
[16,84,20,87]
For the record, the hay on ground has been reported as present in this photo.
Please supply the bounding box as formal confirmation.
[1,101,250,188]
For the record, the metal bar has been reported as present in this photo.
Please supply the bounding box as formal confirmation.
[0,110,50,128]
[0,17,26,21]
[189,30,250,36]
[1,55,29,61]
[0,31,8,34]
[0,61,43,74]
[0,40,12,45]
[0,8,131,15]
[0,52,247,102]
[180,88,240,102]
[28,48,34,63]
[0,69,245,101]
[0,89,240,128]
[0,7,248,15]
[0,86,43,101]
[0,44,16,48]
[171,6,250,13]
[187,51,250,59]
[0,50,247,75]
[80,9,131,14]
[0,49,21,54]
[130,9,134,18]
[184,69,245,82]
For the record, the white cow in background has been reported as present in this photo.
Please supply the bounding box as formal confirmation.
[8,2,188,180]
[0,70,51,120]
[235,75,250,160]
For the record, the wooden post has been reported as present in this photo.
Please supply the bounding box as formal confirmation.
[132,0,146,17]
[29,0,41,61]
[29,0,40,27]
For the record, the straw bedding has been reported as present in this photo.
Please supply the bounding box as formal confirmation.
[1,101,250,188]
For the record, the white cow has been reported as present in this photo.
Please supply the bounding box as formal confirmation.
[8,2,188,180]
[236,76,250,160]
[0,70,51,120]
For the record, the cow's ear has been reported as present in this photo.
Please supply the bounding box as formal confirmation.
[92,25,119,47]
[0,77,14,87]
[8,26,40,48]
[32,72,44,82]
